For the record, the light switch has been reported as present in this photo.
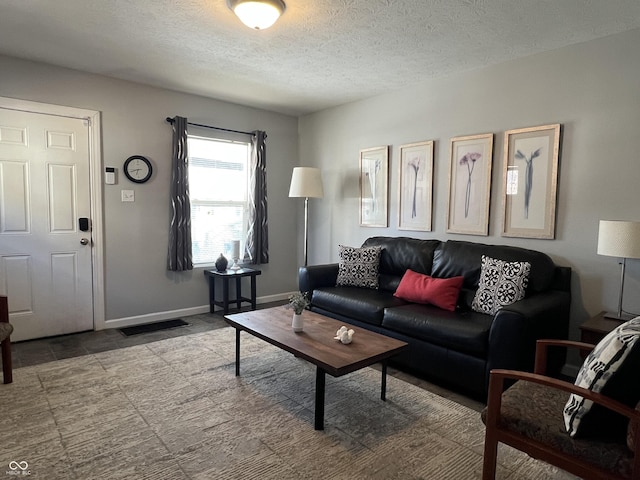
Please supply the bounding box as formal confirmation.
[121,190,135,202]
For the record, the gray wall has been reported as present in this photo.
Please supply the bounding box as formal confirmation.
[298,28,640,354]
[3,27,640,358]
[0,55,300,323]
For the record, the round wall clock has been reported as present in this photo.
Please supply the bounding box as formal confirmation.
[123,155,153,183]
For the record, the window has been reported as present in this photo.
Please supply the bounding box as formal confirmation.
[188,135,250,265]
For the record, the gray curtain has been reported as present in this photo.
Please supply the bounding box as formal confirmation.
[244,130,269,264]
[167,116,193,271]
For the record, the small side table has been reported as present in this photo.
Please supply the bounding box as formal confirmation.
[579,311,623,345]
[204,268,262,314]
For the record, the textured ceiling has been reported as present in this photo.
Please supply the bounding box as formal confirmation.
[1,0,639,116]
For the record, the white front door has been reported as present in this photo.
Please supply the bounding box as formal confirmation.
[0,108,94,341]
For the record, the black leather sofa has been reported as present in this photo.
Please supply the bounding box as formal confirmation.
[299,236,571,399]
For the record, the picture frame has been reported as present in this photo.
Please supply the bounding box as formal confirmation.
[501,123,561,239]
[359,145,389,227]
[398,141,434,231]
[446,133,494,235]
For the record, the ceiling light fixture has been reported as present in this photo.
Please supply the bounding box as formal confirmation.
[227,0,286,30]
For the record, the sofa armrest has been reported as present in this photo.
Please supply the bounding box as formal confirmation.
[298,264,339,293]
[500,289,571,315]
[551,265,572,292]
[487,289,571,377]
[500,289,571,339]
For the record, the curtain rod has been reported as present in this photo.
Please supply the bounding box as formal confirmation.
[165,117,253,136]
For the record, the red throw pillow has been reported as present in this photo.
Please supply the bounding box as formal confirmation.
[394,269,464,311]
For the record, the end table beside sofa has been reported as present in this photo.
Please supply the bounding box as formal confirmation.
[204,267,261,314]
[299,236,571,399]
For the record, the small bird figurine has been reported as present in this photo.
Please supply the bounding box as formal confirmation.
[334,326,355,344]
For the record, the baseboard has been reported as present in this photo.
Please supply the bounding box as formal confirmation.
[101,292,292,330]
[103,305,210,330]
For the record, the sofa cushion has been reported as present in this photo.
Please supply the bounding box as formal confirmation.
[382,304,493,357]
[394,269,464,312]
[362,237,440,291]
[431,240,555,293]
[471,255,530,315]
[456,288,476,311]
[312,287,406,326]
[564,317,640,438]
[336,245,382,289]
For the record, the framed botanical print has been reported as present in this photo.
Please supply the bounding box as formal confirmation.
[359,145,389,227]
[501,124,561,239]
[446,133,494,235]
[398,141,434,231]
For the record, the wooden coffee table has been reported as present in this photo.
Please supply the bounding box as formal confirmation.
[224,306,408,430]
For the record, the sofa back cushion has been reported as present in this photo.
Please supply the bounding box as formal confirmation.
[362,237,440,292]
[431,240,556,293]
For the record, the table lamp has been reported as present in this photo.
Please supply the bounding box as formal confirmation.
[289,167,323,266]
[597,220,640,320]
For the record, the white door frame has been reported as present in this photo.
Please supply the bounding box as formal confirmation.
[0,96,106,331]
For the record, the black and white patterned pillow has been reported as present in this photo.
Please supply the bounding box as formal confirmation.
[336,245,382,289]
[564,317,640,438]
[471,255,530,315]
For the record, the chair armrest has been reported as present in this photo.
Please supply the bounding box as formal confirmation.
[486,368,640,479]
[488,369,640,423]
[0,296,11,343]
[0,296,8,323]
[534,339,595,374]
[298,264,339,293]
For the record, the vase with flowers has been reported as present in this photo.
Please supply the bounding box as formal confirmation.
[286,291,310,332]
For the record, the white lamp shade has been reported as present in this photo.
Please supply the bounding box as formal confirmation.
[228,0,285,30]
[288,167,324,199]
[597,220,640,259]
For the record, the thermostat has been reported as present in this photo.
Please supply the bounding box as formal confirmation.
[105,167,116,185]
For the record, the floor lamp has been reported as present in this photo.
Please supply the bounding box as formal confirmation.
[289,167,323,266]
[597,220,640,320]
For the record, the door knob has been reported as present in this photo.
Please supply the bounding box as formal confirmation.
[80,238,90,245]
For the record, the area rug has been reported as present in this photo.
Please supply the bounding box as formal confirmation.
[1,327,577,479]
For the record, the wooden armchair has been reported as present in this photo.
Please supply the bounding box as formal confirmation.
[0,296,13,384]
[482,339,640,480]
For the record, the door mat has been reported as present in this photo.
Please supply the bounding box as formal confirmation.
[119,319,189,337]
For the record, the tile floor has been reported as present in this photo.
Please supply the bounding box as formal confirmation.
[9,302,485,412]
[10,311,239,368]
